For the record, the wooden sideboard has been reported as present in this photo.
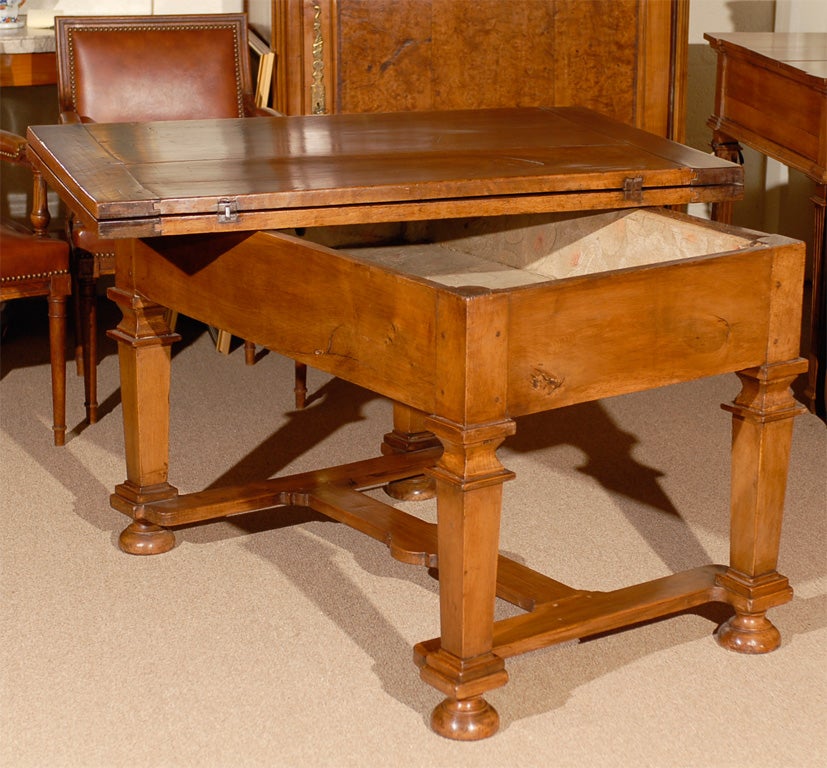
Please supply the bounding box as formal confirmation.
[269,0,689,141]
[0,26,57,87]
[706,33,827,419]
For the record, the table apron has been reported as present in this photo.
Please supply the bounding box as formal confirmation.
[117,230,804,419]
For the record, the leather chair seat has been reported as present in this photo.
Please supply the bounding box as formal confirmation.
[1,222,70,280]
[0,127,72,445]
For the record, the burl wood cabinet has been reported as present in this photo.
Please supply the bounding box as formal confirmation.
[270,0,688,141]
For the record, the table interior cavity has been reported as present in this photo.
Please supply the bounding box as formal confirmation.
[298,209,756,290]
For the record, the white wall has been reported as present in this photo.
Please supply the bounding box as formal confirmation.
[246,0,271,40]
[23,0,243,18]
[776,0,827,29]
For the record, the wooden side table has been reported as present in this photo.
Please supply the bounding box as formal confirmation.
[706,32,827,420]
[0,25,57,86]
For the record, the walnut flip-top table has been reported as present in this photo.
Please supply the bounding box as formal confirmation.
[27,108,807,740]
[705,32,827,420]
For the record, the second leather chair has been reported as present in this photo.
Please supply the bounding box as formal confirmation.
[55,13,279,422]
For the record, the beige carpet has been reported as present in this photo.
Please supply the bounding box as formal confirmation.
[1,300,825,768]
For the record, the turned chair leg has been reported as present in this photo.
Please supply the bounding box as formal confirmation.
[47,289,68,446]
[79,273,99,424]
[72,275,84,376]
[294,361,307,409]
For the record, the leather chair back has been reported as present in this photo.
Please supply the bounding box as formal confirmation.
[52,14,277,426]
[55,14,256,124]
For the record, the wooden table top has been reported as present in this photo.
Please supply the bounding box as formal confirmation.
[704,32,827,81]
[27,106,743,238]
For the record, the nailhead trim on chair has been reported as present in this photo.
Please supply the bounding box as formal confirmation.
[66,23,246,118]
[0,145,26,163]
[1,269,70,283]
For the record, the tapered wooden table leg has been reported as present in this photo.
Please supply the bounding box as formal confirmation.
[382,403,440,501]
[418,416,515,740]
[107,284,180,554]
[717,360,807,652]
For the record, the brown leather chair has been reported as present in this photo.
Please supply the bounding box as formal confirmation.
[0,130,71,446]
[55,13,281,422]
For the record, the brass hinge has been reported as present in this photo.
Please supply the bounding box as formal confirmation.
[217,199,239,223]
[623,176,644,203]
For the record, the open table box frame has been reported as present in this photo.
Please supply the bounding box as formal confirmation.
[26,108,808,740]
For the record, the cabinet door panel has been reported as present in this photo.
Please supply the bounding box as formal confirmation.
[272,0,687,140]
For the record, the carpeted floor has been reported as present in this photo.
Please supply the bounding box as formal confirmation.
[1,299,825,768]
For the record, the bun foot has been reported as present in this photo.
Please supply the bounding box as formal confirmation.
[430,697,499,741]
[716,612,782,654]
[384,475,436,502]
[119,520,176,555]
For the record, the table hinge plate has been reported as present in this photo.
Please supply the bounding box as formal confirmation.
[623,176,644,202]
[217,199,239,223]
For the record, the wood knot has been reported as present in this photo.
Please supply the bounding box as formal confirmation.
[530,369,563,394]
